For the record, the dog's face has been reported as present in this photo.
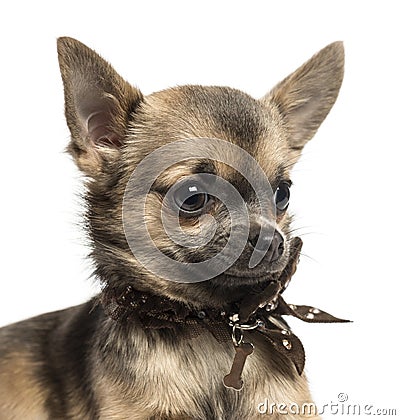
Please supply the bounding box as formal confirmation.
[57,38,343,308]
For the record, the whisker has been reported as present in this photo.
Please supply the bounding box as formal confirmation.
[299,252,318,263]
[286,225,313,234]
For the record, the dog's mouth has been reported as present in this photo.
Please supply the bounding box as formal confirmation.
[216,270,281,290]
[205,260,287,297]
[220,248,290,286]
[224,262,285,281]
[211,235,301,288]
[190,237,301,306]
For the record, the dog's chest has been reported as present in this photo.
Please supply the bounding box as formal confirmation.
[95,327,315,420]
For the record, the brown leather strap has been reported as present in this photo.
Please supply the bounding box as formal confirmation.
[276,296,351,324]
[252,294,350,375]
[255,324,306,375]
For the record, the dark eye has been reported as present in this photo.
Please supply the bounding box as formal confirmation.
[174,184,209,216]
[274,182,290,212]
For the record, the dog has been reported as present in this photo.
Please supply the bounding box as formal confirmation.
[0,38,344,419]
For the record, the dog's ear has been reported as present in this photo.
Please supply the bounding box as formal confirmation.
[262,42,344,156]
[57,37,143,176]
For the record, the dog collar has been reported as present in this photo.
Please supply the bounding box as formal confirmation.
[101,237,350,391]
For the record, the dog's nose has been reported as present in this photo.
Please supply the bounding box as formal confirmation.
[248,230,284,263]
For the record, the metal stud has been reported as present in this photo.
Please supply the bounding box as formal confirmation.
[310,308,321,314]
[306,312,315,320]
[281,329,290,335]
[265,299,278,312]
[282,339,292,350]
[230,314,240,323]
[289,304,297,310]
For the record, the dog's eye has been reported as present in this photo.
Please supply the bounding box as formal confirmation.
[274,182,290,212]
[174,184,209,216]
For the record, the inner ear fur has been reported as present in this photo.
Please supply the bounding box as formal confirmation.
[57,37,143,176]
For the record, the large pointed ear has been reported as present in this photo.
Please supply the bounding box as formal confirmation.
[57,37,143,176]
[262,42,344,156]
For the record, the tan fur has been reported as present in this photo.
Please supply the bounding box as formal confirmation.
[0,352,48,419]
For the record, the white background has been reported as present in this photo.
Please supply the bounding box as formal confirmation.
[1,1,399,418]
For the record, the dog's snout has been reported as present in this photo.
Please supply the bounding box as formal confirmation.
[249,229,284,263]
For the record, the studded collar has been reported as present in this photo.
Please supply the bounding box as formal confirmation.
[102,237,350,391]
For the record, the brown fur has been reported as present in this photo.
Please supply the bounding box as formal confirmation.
[0,38,344,419]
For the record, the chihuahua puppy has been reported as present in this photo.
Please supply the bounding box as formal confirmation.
[0,38,344,419]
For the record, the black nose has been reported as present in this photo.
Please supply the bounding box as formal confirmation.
[248,230,284,263]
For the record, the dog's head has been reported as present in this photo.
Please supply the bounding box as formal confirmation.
[57,38,344,308]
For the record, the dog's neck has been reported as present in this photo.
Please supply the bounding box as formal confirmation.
[99,238,349,390]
